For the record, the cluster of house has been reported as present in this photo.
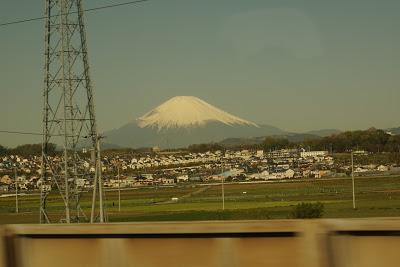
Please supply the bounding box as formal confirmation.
[0,155,41,192]
[0,148,398,192]
[103,151,224,171]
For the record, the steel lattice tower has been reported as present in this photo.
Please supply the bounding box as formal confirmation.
[40,0,105,223]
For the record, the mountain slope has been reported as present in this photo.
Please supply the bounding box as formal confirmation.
[137,96,258,129]
[104,96,284,148]
[305,129,341,137]
[105,121,284,148]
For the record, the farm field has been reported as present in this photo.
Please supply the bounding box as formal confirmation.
[1,176,400,224]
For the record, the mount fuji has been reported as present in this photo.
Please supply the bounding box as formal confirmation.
[104,96,284,148]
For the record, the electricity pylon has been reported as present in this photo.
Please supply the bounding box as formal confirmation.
[40,0,105,223]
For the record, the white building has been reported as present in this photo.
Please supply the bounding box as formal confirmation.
[268,173,285,180]
[354,167,368,173]
[300,151,328,158]
[177,174,189,183]
[284,169,295,178]
[40,184,52,192]
[1,175,12,185]
[75,178,86,188]
[161,178,175,184]
[377,165,389,172]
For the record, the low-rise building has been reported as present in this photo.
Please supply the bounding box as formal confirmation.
[300,151,328,158]
[1,175,12,185]
[377,165,389,172]
[160,178,175,184]
[177,174,189,183]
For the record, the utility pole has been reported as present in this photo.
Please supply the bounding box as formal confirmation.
[14,168,18,213]
[91,137,105,223]
[351,151,356,209]
[118,164,121,212]
[41,0,105,223]
[221,164,225,210]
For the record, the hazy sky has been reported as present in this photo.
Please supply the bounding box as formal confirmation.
[0,0,399,146]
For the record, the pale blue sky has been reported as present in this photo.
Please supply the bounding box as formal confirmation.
[0,0,399,146]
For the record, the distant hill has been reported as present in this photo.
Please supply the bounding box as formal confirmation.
[304,129,341,137]
[219,136,266,147]
[101,142,124,150]
[219,133,321,147]
[281,133,322,142]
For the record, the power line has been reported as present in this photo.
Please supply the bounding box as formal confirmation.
[0,0,150,28]
[0,130,44,136]
[0,130,105,138]
[0,130,78,138]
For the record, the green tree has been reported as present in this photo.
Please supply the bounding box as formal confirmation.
[0,145,9,156]
[290,202,324,219]
[262,137,292,151]
[10,143,57,156]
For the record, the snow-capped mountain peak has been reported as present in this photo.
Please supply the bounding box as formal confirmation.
[137,96,258,129]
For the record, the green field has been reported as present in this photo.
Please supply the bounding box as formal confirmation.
[1,176,400,224]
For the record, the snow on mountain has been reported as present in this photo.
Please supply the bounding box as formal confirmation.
[104,96,285,148]
[137,96,258,130]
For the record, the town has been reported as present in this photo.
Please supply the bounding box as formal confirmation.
[1,148,398,194]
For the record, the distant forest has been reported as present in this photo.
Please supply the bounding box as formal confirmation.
[1,129,400,156]
[0,143,56,157]
[188,128,400,153]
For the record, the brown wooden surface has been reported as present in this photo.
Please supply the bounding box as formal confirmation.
[1,218,400,267]
[0,228,6,267]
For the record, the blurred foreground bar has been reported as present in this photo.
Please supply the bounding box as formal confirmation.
[1,218,400,267]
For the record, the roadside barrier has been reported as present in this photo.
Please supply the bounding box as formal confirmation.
[1,218,399,267]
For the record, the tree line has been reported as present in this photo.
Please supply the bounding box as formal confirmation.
[0,143,57,157]
[188,128,400,153]
[291,129,400,153]
[2,128,400,156]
